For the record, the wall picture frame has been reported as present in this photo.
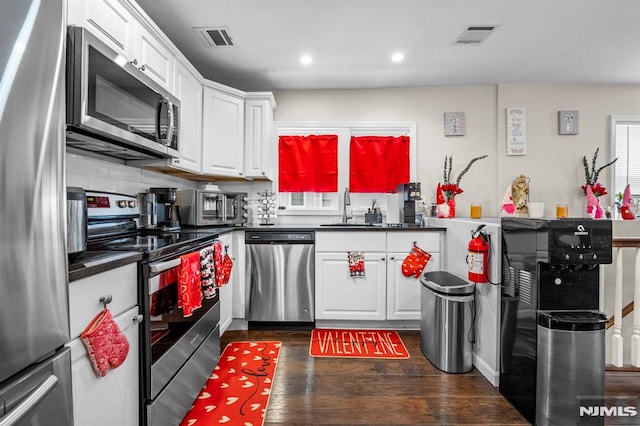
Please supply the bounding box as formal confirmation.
[506,107,527,155]
[558,110,579,135]
[444,112,465,136]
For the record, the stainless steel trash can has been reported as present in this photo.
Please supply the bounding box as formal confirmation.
[420,271,475,373]
[535,310,608,426]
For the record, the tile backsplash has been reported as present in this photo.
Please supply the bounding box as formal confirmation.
[66,152,195,195]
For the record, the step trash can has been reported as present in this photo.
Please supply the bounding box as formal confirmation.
[535,310,608,426]
[420,271,475,373]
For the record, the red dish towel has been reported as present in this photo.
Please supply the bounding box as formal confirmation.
[348,251,365,277]
[179,251,202,317]
[213,241,225,287]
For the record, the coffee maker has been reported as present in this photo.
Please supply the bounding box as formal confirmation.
[500,218,611,425]
[398,182,422,225]
[150,187,180,231]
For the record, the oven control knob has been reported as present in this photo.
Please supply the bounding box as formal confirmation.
[242,196,248,202]
[118,200,127,208]
[242,205,248,210]
[128,200,137,208]
[242,213,248,218]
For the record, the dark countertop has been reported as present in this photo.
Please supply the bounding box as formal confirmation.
[68,251,142,282]
[189,224,447,233]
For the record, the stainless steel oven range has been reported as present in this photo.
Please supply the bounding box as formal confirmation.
[86,190,220,426]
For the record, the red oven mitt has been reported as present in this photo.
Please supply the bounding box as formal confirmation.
[81,308,130,377]
[220,253,233,285]
[401,244,432,278]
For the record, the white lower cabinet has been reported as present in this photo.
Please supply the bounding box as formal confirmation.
[315,231,443,322]
[67,306,140,426]
[67,263,140,426]
[315,252,387,320]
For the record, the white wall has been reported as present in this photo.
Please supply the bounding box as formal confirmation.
[274,84,640,219]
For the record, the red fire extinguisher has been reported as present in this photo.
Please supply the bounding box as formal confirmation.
[468,225,490,283]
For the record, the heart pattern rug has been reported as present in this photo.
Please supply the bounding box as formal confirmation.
[179,341,281,426]
[309,329,410,359]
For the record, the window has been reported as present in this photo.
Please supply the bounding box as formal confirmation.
[276,123,416,214]
[611,116,640,198]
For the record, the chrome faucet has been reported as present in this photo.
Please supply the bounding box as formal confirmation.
[342,187,352,223]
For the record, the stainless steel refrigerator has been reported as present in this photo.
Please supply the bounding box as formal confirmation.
[0,0,72,424]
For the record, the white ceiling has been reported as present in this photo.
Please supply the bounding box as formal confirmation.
[136,0,640,91]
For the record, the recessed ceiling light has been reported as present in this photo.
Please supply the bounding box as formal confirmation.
[391,52,405,62]
[300,55,313,65]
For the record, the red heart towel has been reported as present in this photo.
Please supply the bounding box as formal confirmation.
[402,244,432,278]
[213,241,225,287]
[178,251,202,317]
[200,245,216,299]
[81,308,129,377]
[348,251,365,277]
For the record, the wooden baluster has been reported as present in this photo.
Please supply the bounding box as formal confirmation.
[612,247,624,367]
[633,247,640,367]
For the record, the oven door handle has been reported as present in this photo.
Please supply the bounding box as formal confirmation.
[149,258,181,273]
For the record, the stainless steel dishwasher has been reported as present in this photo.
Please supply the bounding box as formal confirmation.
[245,231,315,326]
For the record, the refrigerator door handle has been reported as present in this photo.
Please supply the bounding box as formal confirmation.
[0,375,58,426]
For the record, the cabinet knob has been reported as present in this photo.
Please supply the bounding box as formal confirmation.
[381,257,386,261]
[390,256,395,260]
[174,158,180,164]
[139,64,146,72]
[131,59,138,66]
[133,314,144,323]
[99,294,112,308]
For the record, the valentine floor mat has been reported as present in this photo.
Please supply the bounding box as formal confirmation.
[309,329,410,359]
[180,341,280,426]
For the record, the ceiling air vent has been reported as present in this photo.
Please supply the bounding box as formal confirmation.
[195,27,234,47]
[455,25,497,44]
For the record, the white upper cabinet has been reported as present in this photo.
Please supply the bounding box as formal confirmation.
[133,24,174,90]
[202,85,245,178]
[244,93,276,180]
[67,0,136,57]
[171,61,203,173]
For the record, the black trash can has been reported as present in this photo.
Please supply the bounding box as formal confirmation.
[535,310,608,426]
[420,271,475,373]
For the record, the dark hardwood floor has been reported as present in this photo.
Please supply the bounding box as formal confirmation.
[222,329,528,425]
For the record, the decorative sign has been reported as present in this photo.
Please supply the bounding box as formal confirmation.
[506,107,527,156]
[558,110,579,135]
[444,112,465,136]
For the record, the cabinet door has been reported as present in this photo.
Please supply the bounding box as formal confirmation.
[134,24,174,90]
[202,87,245,177]
[218,233,234,335]
[244,96,275,179]
[67,0,135,58]
[67,305,140,426]
[386,252,441,320]
[172,61,203,173]
[315,252,386,321]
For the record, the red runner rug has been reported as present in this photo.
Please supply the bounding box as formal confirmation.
[180,341,280,426]
[309,329,410,359]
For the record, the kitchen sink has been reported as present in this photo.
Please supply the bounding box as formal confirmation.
[319,223,378,227]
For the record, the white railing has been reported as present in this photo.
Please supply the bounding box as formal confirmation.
[607,238,640,367]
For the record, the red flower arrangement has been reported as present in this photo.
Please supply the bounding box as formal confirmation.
[582,148,617,198]
[441,155,487,201]
[581,182,608,197]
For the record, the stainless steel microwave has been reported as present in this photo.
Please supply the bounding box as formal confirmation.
[177,190,249,226]
[65,26,179,161]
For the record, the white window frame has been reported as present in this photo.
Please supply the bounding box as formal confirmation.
[610,115,640,200]
[275,121,417,216]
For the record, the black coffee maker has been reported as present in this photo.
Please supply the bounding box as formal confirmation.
[150,187,180,231]
[398,182,422,225]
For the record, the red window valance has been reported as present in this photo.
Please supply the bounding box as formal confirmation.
[349,135,410,193]
[278,135,338,192]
